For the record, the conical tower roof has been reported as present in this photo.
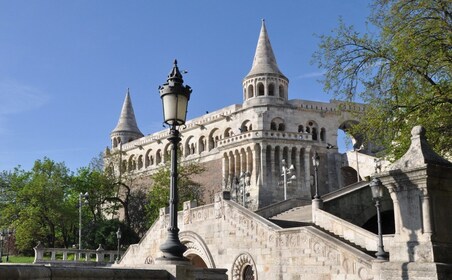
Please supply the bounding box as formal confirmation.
[245,19,286,78]
[111,90,143,137]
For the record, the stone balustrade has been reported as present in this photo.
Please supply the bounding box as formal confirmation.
[33,242,121,265]
[313,207,393,252]
[218,130,312,148]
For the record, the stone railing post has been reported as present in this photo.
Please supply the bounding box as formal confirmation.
[96,244,105,262]
[33,242,45,263]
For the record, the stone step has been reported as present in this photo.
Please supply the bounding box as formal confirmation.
[270,205,312,223]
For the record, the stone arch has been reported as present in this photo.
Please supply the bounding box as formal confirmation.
[306,120,318,141]
[278,84,285,98]
[268,83,275,96]
[270,117,285,131]
[247,84,254,99]
[224,127,233,138]
[257,82,264,96]
[231,252,258,280]
[155,149,162,165]
[298,125,304,133]
[145,149,152,167]
[184,135,196,157]
[137,155,143,170]
[208,128,221,150]
[338,120,363,149]
[320,127,326,142]
[198,136,206,154]
[127,155,136,171]
[241,120,252,132]
[180,231,216,268]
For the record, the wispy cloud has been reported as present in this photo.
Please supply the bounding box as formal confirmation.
[296,71,326,79]
[0,79,49,134]
[0,79,48,115]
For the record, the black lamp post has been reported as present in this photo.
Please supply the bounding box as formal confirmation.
[370,177,388,260]
[116,227,122,263]
[312,152,320,199]
[158,59,192,260]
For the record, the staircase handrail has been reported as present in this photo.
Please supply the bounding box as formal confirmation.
[313,208,393,251]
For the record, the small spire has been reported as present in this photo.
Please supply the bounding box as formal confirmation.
[111,89,143,137]
[245,20,285,78]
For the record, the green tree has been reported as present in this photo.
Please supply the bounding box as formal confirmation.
[147,160,205,226]
[314,0,451,160]
[0,158,75,252]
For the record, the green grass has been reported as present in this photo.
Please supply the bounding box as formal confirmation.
[1,255,34,263]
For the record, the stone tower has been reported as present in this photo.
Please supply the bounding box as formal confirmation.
[242,19,289,107]
[110,89,144,148]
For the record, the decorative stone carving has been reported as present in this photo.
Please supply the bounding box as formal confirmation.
[231,253,257,280]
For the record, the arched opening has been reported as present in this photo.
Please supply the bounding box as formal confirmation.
[224,127,233,138]
[270,122,277,131]
[257,83,265,96]
[279,85,284,98]
[268,83,275,96]
[320,128,326,142]
[243,265,255,280]
[247,84,254,98]
[341,166,360,185]
[208,128,220,150]
[137,155,143,170]
[298,125,304,133]
[187,254,208,268]
[199,136,206,153]
[156,150,162,165]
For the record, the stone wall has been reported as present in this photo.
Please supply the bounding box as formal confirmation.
[120,194,375,279]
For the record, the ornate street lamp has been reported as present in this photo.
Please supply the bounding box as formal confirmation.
[116,227,122,263]
[158,59,192,261]
[312,152,320,199]
[370,177,388,260]
[78,192,89,250]
[281,159,296,200]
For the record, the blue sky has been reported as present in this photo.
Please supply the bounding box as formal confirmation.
[0,0,373,172]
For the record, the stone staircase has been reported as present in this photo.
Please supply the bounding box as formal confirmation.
[268,204,312,227]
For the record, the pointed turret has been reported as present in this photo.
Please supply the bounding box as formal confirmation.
[243,20,289,106]
[246,19,286,78]
[110,89,143,148]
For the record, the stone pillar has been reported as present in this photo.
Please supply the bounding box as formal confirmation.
[295,147,302,195]
[304,146,312,197]
[222,155,228,190]
[270,145,275,188]
[378,126,452,264]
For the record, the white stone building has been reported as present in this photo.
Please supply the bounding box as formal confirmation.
[106,20,370,209]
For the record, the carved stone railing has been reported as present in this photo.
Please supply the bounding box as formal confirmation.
[33,242,121,265]
[313,208,393,251]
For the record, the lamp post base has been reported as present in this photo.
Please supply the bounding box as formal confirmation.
[159,229,188,261]
[375,249,389,260]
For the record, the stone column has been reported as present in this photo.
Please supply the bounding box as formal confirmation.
[270,145,275,188]
[222,155,228,189]
[304,146,312,197]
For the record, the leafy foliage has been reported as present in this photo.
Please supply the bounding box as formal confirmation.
[0,156,140,254]
[147,160,205,226]
[314,0,451,160]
